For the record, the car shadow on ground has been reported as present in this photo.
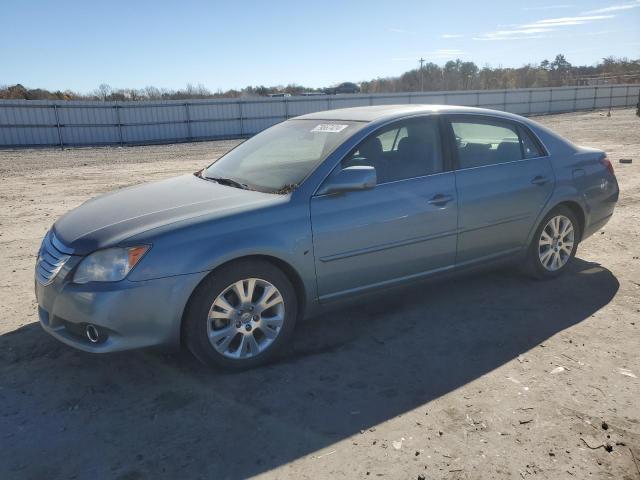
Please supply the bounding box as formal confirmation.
[0,259,619,479]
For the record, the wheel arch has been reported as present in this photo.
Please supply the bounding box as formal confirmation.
[179,254,307,346]
[554,200,586,241]
[525,196,588,252]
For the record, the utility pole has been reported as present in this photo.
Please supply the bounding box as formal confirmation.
[419,57,425,92]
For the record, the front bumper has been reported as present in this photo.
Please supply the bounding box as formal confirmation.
[35,262,208,353]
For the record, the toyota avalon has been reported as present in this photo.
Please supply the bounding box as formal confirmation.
[35,105,619,369]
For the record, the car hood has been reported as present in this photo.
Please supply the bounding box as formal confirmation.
[53,174,281,255]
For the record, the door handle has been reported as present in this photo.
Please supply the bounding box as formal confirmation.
[531,175,549,186]
[427,194,454,206]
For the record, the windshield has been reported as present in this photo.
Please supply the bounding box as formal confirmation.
[204,119,365,193]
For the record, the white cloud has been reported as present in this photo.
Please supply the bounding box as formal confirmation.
[582,1,640,15]
[474,14,616,41]
[526,14,616,26]
[442,34,463,38]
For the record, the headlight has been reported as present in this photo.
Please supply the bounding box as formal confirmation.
[73,246,149,284]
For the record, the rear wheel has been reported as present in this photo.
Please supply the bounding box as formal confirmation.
[183,259,297,370]
[524,206,579,279]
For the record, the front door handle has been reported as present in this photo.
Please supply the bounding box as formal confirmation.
[531,175,549,186]
[427,193,454,206]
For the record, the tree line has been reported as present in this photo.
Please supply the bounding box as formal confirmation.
[2,55,638,101]
[362,55,639,93]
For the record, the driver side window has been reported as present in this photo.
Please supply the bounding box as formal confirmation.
[342,118,443,184]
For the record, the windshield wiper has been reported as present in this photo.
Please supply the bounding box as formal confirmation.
[204,176,250,190]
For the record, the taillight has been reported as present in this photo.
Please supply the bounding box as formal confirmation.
[601,156,614,176]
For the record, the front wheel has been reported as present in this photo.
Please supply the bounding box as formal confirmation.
[183,259,298,370]
[524,206,580,279]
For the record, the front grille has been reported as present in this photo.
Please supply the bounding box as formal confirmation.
[35,231,74,285]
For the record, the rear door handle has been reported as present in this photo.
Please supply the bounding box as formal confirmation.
[427,194,454,206]
[531,175,549,186]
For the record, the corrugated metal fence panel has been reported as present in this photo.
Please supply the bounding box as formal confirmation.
[611,86,628,107]
[0,126,59,146]
[0,103,60,145]
[420,94,447,104]
[550,87,575,113]
[628,85,640,103]
[595,86,613,109]
[505,90,531,114]
[287,98,328,117]
[188,100,241,139]
[328,96,371,109]
[576,87,596,110]
[0,103,56,125]
[443,92,477,107]
[62,125,120,145]
[530,89,553,114]
[0,84,637,147]
[57,104,120,145]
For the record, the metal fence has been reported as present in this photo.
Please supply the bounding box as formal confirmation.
[1,84,638,148]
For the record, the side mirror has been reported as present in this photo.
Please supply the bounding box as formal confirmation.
[317,166,377,195]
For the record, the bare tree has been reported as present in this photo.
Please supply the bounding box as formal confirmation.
[95,84,112,101]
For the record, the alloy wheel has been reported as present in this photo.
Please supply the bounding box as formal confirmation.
[538,215,575,271]
[206,278,285,359]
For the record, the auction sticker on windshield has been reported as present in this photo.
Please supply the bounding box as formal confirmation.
[311,124,349,133]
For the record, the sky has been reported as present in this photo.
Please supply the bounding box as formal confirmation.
[1,0,639,93]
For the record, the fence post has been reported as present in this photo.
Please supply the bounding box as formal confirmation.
[593,86,598,110]
[184,103,192,141]
[284,97,289,119]
[528,89,532,115]
[609,85,614,110]
[626,85,630,106]
[476,92,480,107]
[548,88,552,114]
[503,90,507,111]
[327,96,332,110]
[115,104,123,146]
[573,87,578,111]
[53,104,63,149]
[238,100,244,138]
[369,95,373,106]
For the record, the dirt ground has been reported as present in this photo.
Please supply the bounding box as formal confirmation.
[0,108,639,480]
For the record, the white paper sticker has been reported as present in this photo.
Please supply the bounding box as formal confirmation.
[311,124,349,133]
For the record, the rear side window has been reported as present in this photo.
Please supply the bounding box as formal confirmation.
[519,127,545,158]
[451,120,522,169]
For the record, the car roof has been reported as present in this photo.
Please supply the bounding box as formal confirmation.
[295,104,528,124]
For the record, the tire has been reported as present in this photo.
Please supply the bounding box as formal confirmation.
[183,259,298,370]
[523,205,580,280]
